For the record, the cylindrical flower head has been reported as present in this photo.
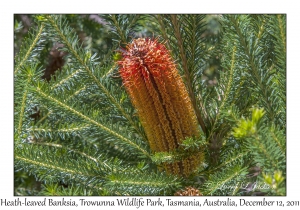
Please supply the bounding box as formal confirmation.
[118,38,203,176]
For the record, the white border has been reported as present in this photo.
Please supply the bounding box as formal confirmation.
[2,0,299,209]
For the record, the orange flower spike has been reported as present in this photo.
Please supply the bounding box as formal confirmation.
[119,38,203,176]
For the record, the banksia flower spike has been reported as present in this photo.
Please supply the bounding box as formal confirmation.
[174,186,203,196]
[118,38,203,176]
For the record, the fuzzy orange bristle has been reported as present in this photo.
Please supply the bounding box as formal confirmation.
[118,38,203,176]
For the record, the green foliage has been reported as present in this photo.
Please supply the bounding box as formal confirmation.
[151,136,207,165]
[39,183,95,196]
[232,108,265,138]
[14,14,286,196]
